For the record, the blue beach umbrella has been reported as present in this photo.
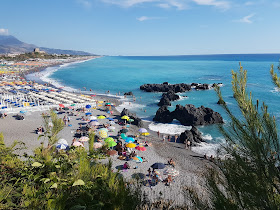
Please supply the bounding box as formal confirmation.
[85,112,91,115]
[125,137,135,143]
[86,105,91,109]
[120,133,127,140]
[20,110,27,114]
[56,144,69,150]
[107,117,114,121]
[151,163,166,169]
[136,156,143,163]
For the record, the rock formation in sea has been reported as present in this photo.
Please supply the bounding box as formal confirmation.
[158,91,180,106]
[153,104,223,126]
[124,91,133,96]
[120,108,143,127]
[179,126,204,145]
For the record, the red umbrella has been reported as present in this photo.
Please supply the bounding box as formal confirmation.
[59,104,65,108]
[135,146,146,151]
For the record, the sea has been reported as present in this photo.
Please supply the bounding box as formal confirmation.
[26,54,280,156]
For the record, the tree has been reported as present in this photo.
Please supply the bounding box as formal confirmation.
[187,63,280,209]
[270,61,280,88]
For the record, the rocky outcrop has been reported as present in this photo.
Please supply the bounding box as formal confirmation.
[140,83,192,93]
[120,108,143,127]
[179,126,204,145]
[124,91,133,96]
[158,91,180,106]
[153,104,223,126]
[153,106,173,123]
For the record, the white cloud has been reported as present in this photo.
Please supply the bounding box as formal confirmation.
[0,28,9,35]
[136,16,165,21]
[244,1,254,6]
[77,0,92,8]
[235,13,255,24]
[192,0,230,10]
[101,0,229,10]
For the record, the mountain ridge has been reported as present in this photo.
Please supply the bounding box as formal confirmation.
[0,35,94,55]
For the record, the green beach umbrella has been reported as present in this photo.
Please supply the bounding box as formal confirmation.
[107,141,117,147]
[104,137,114,143]
[71,104,76,106]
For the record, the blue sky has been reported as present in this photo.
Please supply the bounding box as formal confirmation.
[0,0,280,55]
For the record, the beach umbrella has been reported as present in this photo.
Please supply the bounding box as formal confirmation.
[104,137,114,143]
[85,112,91,115]
[90,121,99,126]
[125,137,135,143]
[56,144,69,150]
[63,107,69,110]
[121,115,130,120]
[69,106,74,109]
[73,141,84,147]
[164,168,179,176]
[108,126,115,131]
[90,116,97,120]
[97,115,106,119]
[20,110,27,114]
[135,146,146,151]
[151,163,166,169]
[93,142,103,149]
[109,121,115,125]
[86,104,91,109]
[99,130,108,138]
[138,128,147,133]
[107,141,117,147]
[99,128,109,132]
[71,104,76,106]
[128,119,134,123]
[136,156,143,162]
[59,104,65,108]
[107,117,114,121]
[107,150,117,156]
[79,136,89,142]
[126,143,136,148]
[121,133,127,140]
[57,139,68,145]
[120,128,128,133]
[141,132,150,136]
[132,157,139,161]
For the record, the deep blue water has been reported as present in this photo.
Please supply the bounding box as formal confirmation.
[40,54,280,155]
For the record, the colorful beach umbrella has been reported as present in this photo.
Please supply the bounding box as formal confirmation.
[120,128,128,133]
[85,112,91,115]
[93,142,103,149]
[126,143,136,148]
[57,139,68,145]
[125,137,135,143]
[138,128,147,133]
[79,136,89,142]
[90,121,99,126]
[151,163,166,169]
[99,130,108,138]
[97,115,106,119]
[99,128,108,132]
[63,107,69,110]
[121,133,127,140]
[104,137,114,143]
[86,105,91,109]
[107,150,117,156]
[107,117,114,121]
[56,144,69,150]
[71,104,76,106]
[141,132,150,136]
[73,141,84,147]
[121,115,130,120]
[59,104,65,108]
[164,168,179,176]
[107,141,117,147]
[135,146,146,151]
[90,116,97,120]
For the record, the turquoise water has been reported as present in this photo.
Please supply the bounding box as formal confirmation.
[39,55,280,155]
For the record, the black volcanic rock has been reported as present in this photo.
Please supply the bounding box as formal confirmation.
[140,83,191,93]
[124,91,133,96]
[120,108,143,127]
[153,106,173,123]
[158,91,180,106]
[153,104,223,126]
[194,83,210,90]
[179,126,204,145]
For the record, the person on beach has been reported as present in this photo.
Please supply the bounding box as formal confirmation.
[147,168,151,177]
[157,130,160,138]
[187,140,191,149]
[123,162,130,169]
[184,140,188,149]
[163,135,166,143]
[174,135,178,143]
[168,135,171,142]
